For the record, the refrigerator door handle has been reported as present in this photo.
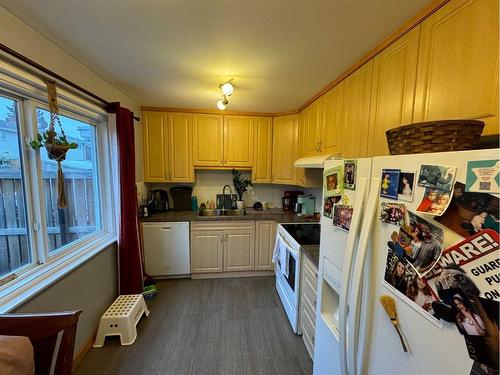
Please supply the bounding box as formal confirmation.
[338,177,368,375]
[348,177,380,375]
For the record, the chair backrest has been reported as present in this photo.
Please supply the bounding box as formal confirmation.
[0,310,81,375]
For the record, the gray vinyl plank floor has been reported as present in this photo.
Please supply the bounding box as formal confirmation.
[74,277,313,375]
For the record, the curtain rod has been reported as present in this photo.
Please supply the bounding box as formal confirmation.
[0,42,140,122]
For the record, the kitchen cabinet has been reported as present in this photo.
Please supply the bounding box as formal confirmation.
[302,98,323,156]
[321,82,344,156]
[300,255,318,359]
[223,115,254,167]
[342,60,373,158]
[254,221,276,271]
[190,230,224,273]
[224,228,255,271]
[368,26,420,156]
[190,222,256,274]
[413,0,499,135]
[252,117,273,183]
[192,114,224,166]
[143,111,168,182]
[272,114,298,184]
[167,112,194,182]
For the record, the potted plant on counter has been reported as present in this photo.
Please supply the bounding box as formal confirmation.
[232,169,252,209]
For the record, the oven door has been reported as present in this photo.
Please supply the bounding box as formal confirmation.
[274,232,300,309]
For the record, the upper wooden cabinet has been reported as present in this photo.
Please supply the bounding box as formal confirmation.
[321,81,344,156]
[143,111,168,182]
[252,117,273,183]
[342,60,373,158]
[168,112,194,182]
[302,98,323,156]
[413,0,499,135]
[223,115,254,167]
[368,26,420,156]
[272,114,298,184]
[192,114,224,166]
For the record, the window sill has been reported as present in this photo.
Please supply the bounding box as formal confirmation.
[0,232,117,313]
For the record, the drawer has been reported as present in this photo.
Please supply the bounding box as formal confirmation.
[303,266,318,292]
[301,305,316,359]
[191,221,255,231]
[302,293,316,328]
[302,275,318,311]
[302,256,318,278]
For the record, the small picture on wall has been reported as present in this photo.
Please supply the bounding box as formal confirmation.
[398,170,416,202]
[344,160,357,190]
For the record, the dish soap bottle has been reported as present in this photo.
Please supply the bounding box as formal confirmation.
[191,196,198,211]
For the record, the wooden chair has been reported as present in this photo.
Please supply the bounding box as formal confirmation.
[0,310,82,375]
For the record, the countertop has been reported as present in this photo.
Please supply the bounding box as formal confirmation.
[141,208,319,224]
[301,245,319,269]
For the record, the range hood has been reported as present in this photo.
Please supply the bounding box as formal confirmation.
[293,154,335,168]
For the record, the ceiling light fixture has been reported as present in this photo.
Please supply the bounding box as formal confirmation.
[216,79,234,110]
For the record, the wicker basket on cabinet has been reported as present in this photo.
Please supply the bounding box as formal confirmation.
[385,120,484,155]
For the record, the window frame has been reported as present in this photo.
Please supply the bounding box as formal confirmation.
[0,60,117,313]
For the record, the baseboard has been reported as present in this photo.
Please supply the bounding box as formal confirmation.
[191,270,274,279]
[73,328,97,370]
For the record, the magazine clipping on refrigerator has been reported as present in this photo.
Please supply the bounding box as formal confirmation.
[369,159,500,374]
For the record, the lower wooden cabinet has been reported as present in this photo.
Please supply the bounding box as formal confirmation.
[254,221,276,270]
[190,230,224,273]
[191,221,270,274]
[300,255,319,359]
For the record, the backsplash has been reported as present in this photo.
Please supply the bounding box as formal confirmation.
[141,170,322,211]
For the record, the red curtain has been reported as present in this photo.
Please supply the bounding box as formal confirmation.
[109,103,143,295]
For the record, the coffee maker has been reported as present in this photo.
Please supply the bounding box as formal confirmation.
[147,189,169,213]
[282,191,304,211]
[295,195,316,216]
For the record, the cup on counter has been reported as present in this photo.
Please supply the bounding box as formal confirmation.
[261,201,268,210]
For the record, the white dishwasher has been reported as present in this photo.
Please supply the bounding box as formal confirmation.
[142,222,190,277]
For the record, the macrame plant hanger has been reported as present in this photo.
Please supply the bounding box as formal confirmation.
[45,79,68,209]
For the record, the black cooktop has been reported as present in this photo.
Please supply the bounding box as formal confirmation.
[281,223,321,245]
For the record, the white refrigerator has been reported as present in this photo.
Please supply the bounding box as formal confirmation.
[313,149,499,375]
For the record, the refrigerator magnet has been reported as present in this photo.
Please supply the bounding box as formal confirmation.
[416,187,452,216]
[465,160,500,194]
[332,204,353,231]
[403,212,444,278]
[380,169,400,199]
[343,160,357,190]
[418,164,457,192]
[397,170,416,202]
[322,196,339,218]
[434,182,499,238]
[380,202,406,226]
[324,166,344,197]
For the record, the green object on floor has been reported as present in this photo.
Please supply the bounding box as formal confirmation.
[143,284,157,301]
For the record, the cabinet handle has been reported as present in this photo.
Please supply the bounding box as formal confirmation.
[319,141,322,151]
[220,236,224,243]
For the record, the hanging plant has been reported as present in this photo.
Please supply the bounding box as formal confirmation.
[30,79,78,209]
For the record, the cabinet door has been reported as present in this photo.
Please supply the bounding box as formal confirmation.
[321,81,344,156]
[142,111,168,182]
[224,229,255,272]
[192,114,224,166]
[368,26,420,156]
[342,60,373,158]
[414,0,499,135]
[223,115,254,167]
[254,221,276,270]
[303,99,323,156]
[191,230,224,273]
[168,112,194,182]
[272,115,298,184]
[252,117,273,183]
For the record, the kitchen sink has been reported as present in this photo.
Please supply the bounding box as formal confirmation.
[198,208,246,217]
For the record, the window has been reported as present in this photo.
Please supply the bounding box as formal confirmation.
[0,61,116,311]
[36,108,100,253]
[0,96,31,277]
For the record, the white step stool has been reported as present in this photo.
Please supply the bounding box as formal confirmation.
[94,294,150,347]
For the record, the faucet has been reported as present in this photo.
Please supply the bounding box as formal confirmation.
[222,185,233,210]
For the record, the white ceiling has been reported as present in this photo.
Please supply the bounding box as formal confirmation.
[0,0,431,113]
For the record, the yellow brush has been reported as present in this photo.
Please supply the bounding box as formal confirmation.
[379,295,408,352]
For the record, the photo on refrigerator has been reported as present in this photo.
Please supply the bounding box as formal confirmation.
[434,182,499,238]
[398,170,416,202]
[465,159,500,194]
[417,164,456,192]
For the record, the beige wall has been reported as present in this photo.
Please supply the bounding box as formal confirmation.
[15,245,118,355]
[0,6,144,182]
